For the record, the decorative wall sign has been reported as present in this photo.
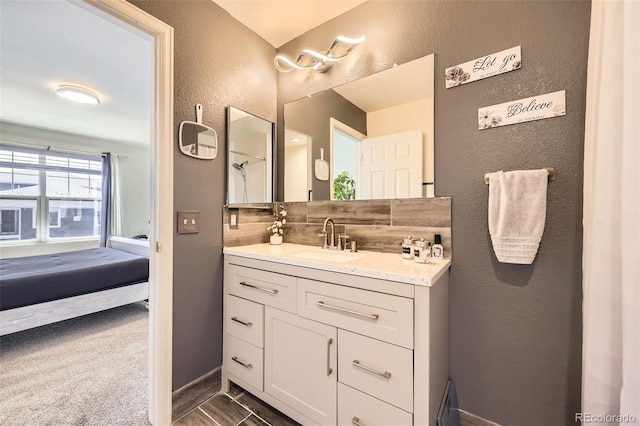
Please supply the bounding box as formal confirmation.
[445,46,521,88]
[478,90,566,130]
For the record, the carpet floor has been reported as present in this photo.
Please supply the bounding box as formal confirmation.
[0,302,150,426]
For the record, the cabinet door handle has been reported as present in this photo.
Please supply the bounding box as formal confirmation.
[352,416,363,426]
[327,338,333,376]
[239,281,278,294]
[316,301,379,320]
[231,317,252,327]
[231,356,253,370]
[352,360,391,379]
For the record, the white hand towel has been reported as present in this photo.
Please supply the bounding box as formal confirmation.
[488,169,549,264]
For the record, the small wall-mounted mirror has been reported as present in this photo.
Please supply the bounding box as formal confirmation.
[179,104,217,160]
[227,106,274,205]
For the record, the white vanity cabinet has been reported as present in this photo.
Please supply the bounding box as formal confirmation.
[222,248,450,426]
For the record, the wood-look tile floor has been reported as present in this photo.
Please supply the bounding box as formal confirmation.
[173,385,300,426]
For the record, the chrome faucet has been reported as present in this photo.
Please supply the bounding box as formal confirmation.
[319,217,351,250]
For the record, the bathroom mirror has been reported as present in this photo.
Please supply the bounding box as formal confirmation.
[283,54,434,201]
[179,104,218,160]
[227,106,274,205]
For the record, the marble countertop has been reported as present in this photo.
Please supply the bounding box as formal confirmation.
[223,243,451,287]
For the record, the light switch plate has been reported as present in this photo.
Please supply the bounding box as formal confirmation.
[177,210,200,234]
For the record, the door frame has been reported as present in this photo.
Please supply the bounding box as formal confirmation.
[329,118,365,200]
[83,1,174,425]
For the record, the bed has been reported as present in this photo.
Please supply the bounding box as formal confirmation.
[0,236,150,336]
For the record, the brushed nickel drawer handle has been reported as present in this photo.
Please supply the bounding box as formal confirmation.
[239,281,278,294]
[327,338,333,376]
[231,317,252,327]
[316,301,379,320]
[352,359,391,379]
[352,416,363,426]
[231,356,253,370]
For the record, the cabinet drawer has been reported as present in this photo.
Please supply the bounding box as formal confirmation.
[225,295,264,348]
[338,329,413,412]
[297,279,414,348]
[224,334,263,391]
[227,264,297,313]
[338,383,412,426]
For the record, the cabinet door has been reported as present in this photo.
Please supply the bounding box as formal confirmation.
[265,307,337,425]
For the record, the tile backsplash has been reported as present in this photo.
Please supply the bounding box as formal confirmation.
[223,198,452,258]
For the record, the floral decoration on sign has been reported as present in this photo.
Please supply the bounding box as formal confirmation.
[552,104,565,116]
[267,205,287,236]
[445,67,471,88]
[478,110,503,129]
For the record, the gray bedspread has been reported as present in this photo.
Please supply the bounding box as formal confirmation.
[0,248,149,311]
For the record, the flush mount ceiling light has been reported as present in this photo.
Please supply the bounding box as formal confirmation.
[55,84,101,105]
[274,35,365,73]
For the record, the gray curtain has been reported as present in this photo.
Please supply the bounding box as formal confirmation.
[100,153,112,247]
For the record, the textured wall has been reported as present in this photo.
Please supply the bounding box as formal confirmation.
[129,0,277,390]
[276,1,590,424]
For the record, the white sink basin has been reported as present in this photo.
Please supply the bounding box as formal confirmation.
[289,248,360,263]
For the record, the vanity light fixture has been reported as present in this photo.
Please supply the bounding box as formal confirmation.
[274,35,365,73]
[55,84,101,105]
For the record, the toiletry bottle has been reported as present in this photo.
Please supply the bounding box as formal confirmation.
[414,238,426,263]
[402,236,414,259]
[432,234,444,259]
[425,241,432,259]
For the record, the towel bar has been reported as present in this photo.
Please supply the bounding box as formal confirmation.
[484,167,556,184]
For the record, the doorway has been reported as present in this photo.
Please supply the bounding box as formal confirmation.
[284,128,312,201]
[88,1,174,424]
[329,118,365,200]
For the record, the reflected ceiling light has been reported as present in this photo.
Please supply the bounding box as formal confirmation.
[274,35,365,73]
[55,84,101,105]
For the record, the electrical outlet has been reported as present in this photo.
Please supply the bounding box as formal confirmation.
[229,208,239,230]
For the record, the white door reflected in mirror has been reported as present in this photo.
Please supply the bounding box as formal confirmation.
[359,129,422,199]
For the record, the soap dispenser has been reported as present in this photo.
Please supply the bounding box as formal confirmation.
[414,238,427,263]
[402,236,414,259]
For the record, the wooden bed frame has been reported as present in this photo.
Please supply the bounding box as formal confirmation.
[0,236,150,336]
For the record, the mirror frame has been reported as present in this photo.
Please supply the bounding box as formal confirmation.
[178,120,218,160]
[226,105,275,208]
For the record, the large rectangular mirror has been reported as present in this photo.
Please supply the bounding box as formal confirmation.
[227,106,274,206]
[283,54,434,201]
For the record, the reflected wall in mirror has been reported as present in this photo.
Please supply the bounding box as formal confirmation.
[227,106,274,205]
[284,54,434,201]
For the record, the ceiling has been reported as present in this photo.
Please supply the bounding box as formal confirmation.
[333,55,434,113]
[0,1,153,146]
[214,1,367,48]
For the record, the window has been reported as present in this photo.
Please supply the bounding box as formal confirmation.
[0,145,103,243]
[1,209,19,235]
